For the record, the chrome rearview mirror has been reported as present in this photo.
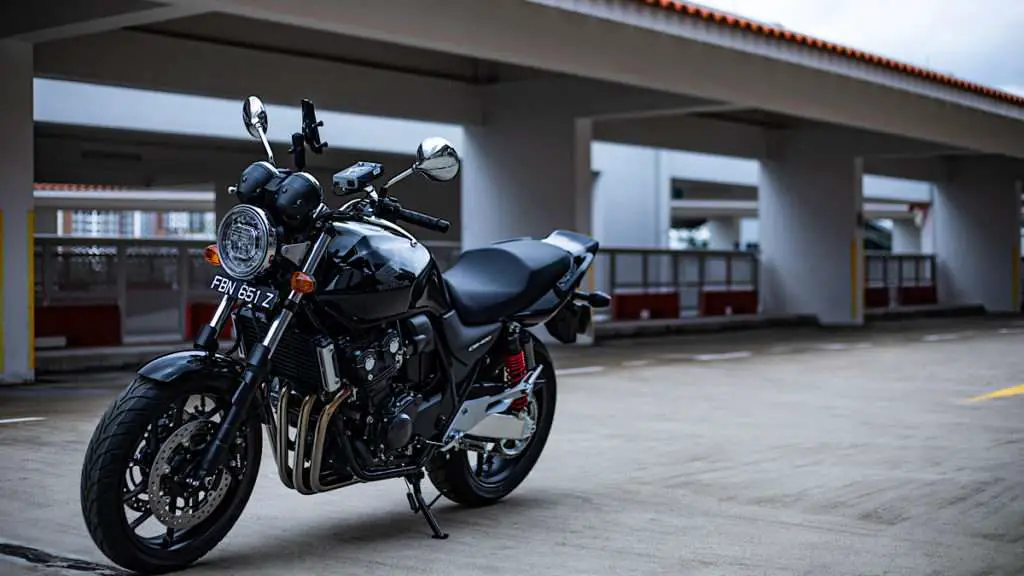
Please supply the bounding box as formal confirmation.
[383,136,460,191]
[242,95,275,165]
[413,137,460,182]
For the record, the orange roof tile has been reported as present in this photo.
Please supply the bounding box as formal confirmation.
[638,0,1024,107]
[34,183,130,192]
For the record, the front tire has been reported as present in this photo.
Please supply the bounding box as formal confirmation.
[428,336,557,507]
[80,376,262,574]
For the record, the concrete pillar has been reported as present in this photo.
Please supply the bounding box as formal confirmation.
[758,138,863,326]
[0,41,35,383]
[706,217,740,250]
[891,219,922,253]
[461,105,593,345]
[461,109,592,249]
[932,157,1022,312]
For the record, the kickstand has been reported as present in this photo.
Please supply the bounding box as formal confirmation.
[405,471,449,540]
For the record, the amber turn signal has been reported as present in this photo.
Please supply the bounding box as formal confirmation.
[203,245,221,266]
[291,271,316,294]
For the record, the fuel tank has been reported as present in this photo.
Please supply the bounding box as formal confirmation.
[316,218,439,322]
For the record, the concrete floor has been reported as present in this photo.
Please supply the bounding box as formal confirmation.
[2,317,1024,575]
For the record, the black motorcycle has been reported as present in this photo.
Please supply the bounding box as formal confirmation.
[79,96,609,573]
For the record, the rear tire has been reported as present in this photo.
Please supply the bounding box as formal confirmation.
[428,336,557,507]
[80,376,262,574]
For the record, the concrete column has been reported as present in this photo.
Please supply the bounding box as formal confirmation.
[461,109,592,249]
[759,137,863,325]
[0,41,35,383]
[932,157,1022,312]
[891,219,922,253]
[706,217,740,250]
[461,104,594,345]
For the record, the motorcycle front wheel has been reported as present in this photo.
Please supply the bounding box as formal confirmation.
[80,375,262,574]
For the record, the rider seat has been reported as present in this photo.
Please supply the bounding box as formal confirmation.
[443,239,572,326]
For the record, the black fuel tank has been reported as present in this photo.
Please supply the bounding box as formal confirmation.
[316,219,434,321]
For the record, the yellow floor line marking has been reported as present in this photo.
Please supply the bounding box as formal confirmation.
[967,385,1024,403]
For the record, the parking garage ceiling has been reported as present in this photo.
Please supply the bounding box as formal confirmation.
[132,12,553,85]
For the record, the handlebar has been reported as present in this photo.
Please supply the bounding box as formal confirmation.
[377,197,450,234]
[393,206,451,233]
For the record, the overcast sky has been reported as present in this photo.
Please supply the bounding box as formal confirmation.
[694,0,1024,96]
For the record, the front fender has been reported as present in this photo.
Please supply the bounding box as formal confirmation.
[137,349,244,385]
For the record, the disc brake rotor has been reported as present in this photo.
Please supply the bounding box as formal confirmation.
[147,419,233,531]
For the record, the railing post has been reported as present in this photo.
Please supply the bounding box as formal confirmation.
[609,252,617,297]
[116,244,127,344]
[896,255,904,307]
[641,252,649,294]
[697,252,706,316]
[672,253,680,316]
[42,241,56,307]
[178,245,190,341]
[725,252,733,291]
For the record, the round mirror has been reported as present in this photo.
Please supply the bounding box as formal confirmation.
[242,96,269,139]
[413,137,460,182]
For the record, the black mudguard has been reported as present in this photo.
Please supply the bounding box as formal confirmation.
[137,349,244,386]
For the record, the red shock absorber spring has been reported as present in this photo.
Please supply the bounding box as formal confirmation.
[505,351,530,411]
[505,350,527,383]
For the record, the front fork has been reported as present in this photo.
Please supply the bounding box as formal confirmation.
[186,230,332,487]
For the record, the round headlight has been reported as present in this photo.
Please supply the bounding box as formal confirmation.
[216,204,277,280]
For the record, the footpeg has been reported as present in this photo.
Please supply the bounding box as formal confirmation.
[574,290,611,308]
[404,471,448,540]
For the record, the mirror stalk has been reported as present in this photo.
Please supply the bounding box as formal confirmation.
[256,127,275,166]
[382,167,414,191]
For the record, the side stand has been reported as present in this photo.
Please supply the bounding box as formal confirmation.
[404,471,448,540]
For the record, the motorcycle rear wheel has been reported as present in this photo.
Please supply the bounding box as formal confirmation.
[80,376,261,574]
[428,336,557,507]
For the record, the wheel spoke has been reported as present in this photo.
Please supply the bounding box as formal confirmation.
[129,510,152,531]
[122,483,146,504]
[162,528,176,548]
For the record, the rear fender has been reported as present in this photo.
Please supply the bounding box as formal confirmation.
[137,349,244,387]
[512,251,595,327]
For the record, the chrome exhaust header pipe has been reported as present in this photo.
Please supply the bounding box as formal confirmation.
[263,385,359,494]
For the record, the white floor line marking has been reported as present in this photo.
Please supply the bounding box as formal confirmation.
[620,360,652,367]
[997,328,1024,334]
[922,333,962,342]
[691,351,753,362]
[556,366,606,377]
[0,417,46,425]
[817,342,873,351]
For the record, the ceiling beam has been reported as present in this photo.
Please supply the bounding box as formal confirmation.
[12,5,208,44]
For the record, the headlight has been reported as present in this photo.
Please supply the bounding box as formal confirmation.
[216,204,277,280]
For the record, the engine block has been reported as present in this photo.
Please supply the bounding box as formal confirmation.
[338,326,405,409]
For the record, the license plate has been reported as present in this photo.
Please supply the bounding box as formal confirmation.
[210,274,278,309]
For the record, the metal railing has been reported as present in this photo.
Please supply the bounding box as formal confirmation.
[864,252,936,308]
[35,235,939,346]
[34,235,462,341]
[589,248,760,319]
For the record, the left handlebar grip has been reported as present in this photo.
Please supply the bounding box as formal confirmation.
[396,207,451,234]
